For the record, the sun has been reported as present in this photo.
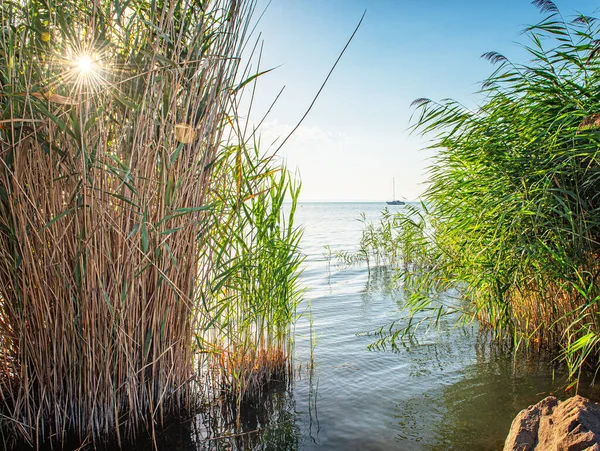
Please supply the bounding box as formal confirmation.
[75,55,94,74]
[60,50,107,96]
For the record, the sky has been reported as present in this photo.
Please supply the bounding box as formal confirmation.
[245,0,599,202]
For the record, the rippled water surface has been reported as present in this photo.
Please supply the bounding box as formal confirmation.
[151,202,600,450]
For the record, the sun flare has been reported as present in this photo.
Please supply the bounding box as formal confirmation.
[61,50,108,96]
[75,55,94,74]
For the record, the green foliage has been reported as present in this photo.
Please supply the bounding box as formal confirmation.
[373,3,600,378]
[199,141,303,401]
[336,206,433,273]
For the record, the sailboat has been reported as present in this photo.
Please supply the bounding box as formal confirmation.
[386,178,405,205]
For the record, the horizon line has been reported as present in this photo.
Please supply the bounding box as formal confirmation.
[292,199,419,203]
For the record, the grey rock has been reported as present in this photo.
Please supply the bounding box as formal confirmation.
[504,395,600,451]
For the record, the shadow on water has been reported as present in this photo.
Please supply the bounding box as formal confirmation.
[129,381,303,451]
[361,265,400,298]
[390,329,600,450]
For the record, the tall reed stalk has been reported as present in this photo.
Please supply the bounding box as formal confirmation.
[0,0,302,448]
[370,2,600,380]
[199,141,303,405]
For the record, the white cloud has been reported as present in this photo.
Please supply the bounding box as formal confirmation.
[258,120,350,151]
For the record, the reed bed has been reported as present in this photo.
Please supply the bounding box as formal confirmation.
[0,0,302,448]
[360,2,600,379]
[198,142,303,406]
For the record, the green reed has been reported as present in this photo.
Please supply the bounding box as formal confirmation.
[336,207,432,273]
[198,141,303,406]
[366,2,600,379]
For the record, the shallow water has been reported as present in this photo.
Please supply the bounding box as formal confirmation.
[148,202,600,450]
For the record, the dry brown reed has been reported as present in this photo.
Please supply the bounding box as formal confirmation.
[505,264,600,350]
[0,0,262,448]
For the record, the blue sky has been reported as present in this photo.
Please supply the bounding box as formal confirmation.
[248,0,599,201]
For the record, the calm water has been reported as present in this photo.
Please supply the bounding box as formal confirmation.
[150,202,600,450]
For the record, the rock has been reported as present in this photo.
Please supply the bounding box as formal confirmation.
[504,395,600,450]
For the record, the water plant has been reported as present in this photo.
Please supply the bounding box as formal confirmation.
[199,141,303,406]
[336,206,433,273]
[0,0,303,448]
[376,1,600,380]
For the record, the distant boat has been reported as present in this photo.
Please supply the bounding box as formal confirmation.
[386,178,405,206]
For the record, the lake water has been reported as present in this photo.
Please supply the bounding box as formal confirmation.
[148,202,600,450]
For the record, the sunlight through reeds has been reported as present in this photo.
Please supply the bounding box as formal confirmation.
[0,0,302,449]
